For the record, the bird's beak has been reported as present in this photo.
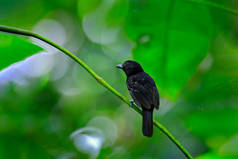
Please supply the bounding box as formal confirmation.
[116,64,123,69]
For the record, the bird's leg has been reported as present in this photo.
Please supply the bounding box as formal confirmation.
[130,100,134,108]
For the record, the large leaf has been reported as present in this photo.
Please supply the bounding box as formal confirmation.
[78,0,102,17]
[125,0,213,99]
[219,134,238,156]
[184,35,238,105]
[0,33,42,71]
[196,152,238,159]
[184,109,238,139]
[78,0,128,25]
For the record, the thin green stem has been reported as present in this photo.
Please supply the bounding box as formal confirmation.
[186,0,238,16]
[0,25,193,159]
[154,121,193,159]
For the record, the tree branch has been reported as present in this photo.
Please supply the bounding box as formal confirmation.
[0,25,193,159]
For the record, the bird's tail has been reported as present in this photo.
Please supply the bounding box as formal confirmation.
[142,108,153,137]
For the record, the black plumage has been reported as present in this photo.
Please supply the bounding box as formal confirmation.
[117,60,159,137]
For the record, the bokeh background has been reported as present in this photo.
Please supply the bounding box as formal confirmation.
[0,0,238,159]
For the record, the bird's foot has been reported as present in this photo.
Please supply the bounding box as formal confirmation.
[130,100,134,108]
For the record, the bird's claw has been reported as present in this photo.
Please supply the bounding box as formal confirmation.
[130,100,134,108]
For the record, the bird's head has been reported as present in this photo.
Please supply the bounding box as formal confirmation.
[116,60,144,76]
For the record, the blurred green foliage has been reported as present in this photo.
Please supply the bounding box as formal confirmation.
[126,0,213,99]
[0,34,42,70]
[1,0,238,159]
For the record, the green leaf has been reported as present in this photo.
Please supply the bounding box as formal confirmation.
[196,152,238,159]
[184,109,238,139]
[185,35,238,104]
[219,135,238,156]
[78,0,129,26]
[78,0,102,17]
[0,33,42,71]
[125,0,213,99]
[106,0,129,26]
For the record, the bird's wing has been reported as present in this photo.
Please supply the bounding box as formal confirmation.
[127,73,159,110]
[143,79,159,110]
[153,85,160,109]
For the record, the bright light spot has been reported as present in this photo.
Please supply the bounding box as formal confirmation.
[0,62,27,86]
[86,135,102,150]
[70,127,104,159]
[101,31,134,61]
[87,116,117,147]
[0,54,52,86]
[70,117,118,158]
[82,0,120,44]
[199,54,213,72]
[18,52,54,78]
[49,53,70,81]
[32,19,67,53]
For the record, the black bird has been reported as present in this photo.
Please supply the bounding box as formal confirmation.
[117,60,159,137]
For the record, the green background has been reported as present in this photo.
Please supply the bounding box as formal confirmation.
[0,0,238,158]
